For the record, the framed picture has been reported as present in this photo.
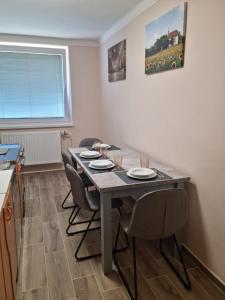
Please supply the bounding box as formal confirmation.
[145,3,187,75]
[108,39,126,82]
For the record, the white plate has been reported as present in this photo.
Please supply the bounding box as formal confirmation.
[92,143,111,150]
[127,168,157,180]
[89,159,113,168]
[101,143,111,149]
[130,168,155,178]
[79,151,101,158]
[0,148,8,155]
[89,160,115,170]
[0,162,10,170]
[89,162,115,170]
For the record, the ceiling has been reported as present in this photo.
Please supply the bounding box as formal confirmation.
[0,0,146,40]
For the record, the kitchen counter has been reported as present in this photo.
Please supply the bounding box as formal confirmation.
[0,144,21,162]
[0,193,5,212]
[0,143,20,210]
[0,167,14,210]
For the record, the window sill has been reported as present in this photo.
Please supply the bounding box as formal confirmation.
[0,122,74,130]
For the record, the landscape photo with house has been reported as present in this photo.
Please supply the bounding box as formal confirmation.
[145,3,187,75]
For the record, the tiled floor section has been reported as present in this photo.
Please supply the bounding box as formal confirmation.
[16,171,225,300]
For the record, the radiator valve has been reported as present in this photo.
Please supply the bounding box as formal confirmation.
[61,131,71,138]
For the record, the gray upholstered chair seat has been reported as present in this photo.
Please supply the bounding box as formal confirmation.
[79,137,102,148]
[86,190,122,211]
[113,189,191,300]
[65,163,129,261]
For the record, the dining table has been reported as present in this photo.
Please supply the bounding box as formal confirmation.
[69,145,190,275]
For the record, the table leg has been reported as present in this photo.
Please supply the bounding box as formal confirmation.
[100,191,112,274]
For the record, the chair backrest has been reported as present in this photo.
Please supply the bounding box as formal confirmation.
[61,150,77,180]
[127,189,188,240]
[79,138,102,147]
[65,163,90,210]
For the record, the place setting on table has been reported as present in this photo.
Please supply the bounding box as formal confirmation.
[88,142,120,151]
[76,143,171,182]
[114,155,172,184]
[78,142,111,161]
[78,143,124,174]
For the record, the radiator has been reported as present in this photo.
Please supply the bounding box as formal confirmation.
[1,131,62,165]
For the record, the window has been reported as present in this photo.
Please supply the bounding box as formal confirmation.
[0,43,72,128]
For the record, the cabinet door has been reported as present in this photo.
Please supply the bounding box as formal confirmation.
[13,177,22,265]
[0,209,14,300]
[0,243,7,300]
[3,184,17,298]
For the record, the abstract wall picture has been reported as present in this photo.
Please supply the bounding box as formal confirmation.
[108,39,126,82]
[145,3,187,75]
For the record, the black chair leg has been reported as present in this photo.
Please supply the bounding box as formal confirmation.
[62,189,76,209]
[74,208,130,261]
[113,225,138,300]
[66,207,101,236]
[68,206,78,224]
[66,207,80,235]
[160,235,192,290]
[75,211,102,261]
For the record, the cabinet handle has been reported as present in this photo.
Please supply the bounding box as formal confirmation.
[20,148,25,157]
[16,163,22,172]
[5,205,13,223]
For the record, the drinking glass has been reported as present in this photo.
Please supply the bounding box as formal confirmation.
[140,156,150,168]
[100,144,108,158]
[113,154,123,169]
[93,142,101,151]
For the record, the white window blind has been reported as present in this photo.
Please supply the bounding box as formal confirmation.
[0,51,65,119]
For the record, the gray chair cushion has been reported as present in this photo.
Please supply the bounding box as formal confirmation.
[62,150,93,188]
[126,189,188,240]
[66,163,122,212]
[79,138,102,147]
[86,190,122,211]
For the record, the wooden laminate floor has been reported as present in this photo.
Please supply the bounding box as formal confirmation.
[16,171,225,300]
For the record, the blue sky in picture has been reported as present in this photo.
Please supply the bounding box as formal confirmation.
[146,4,185,49]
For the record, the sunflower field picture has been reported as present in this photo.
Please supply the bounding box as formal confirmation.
[145,3,187,75]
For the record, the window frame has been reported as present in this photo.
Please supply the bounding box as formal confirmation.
[0,42,73,129]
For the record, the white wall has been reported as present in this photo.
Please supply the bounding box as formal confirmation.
[69,44,102,146]
[100,0,225,283]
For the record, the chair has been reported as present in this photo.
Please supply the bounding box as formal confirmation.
[66,163,129,261]
[79,137,102,147]
[113,189,191,300]
[61,150,92,209]
[62,150,97,237]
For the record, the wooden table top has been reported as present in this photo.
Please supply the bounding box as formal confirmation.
[69,146,190,192]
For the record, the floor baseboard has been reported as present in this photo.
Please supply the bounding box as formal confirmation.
[22,163,64,174]
[182,244,225,293]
